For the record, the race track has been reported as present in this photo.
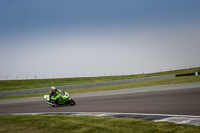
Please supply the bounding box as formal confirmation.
[0,83,200,116]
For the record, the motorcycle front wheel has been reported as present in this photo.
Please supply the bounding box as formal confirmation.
[69,99,75,106]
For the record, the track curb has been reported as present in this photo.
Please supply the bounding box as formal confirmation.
[1,112,200,126]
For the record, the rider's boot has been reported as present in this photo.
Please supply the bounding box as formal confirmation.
[47,101,54,106]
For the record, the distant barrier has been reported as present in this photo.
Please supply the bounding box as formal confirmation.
[176,72,199,77]
[1,66,199,80]
[0,75,176,97]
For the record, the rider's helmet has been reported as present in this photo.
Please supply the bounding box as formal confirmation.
[51,86,57,92]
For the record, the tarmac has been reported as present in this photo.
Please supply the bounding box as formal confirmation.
[1,82,200,126]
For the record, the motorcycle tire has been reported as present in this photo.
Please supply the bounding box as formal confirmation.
[69,99,75,106]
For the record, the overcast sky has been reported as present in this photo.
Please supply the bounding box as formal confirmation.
[0,0,200,80]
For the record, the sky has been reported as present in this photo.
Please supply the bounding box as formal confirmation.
[0,0,200,80]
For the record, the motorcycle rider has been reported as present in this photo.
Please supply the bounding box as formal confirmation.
[47,86,61,107]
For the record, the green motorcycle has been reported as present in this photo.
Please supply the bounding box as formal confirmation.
[44,89,75,107]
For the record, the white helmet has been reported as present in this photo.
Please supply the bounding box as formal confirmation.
[51,86,57,92]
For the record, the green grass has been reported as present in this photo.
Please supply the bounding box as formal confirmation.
[1,75,200,100]
[1,67,200,92]
[0,115,199,133]
[1,68,200,132]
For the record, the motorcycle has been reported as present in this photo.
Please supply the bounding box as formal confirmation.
[44,89,75,107]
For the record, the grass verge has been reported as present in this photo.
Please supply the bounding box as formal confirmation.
[1,67,200,92]
[0,115,199,133]
[1,75,200,100]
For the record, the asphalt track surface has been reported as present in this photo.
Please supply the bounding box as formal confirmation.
[1,82,200,125]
